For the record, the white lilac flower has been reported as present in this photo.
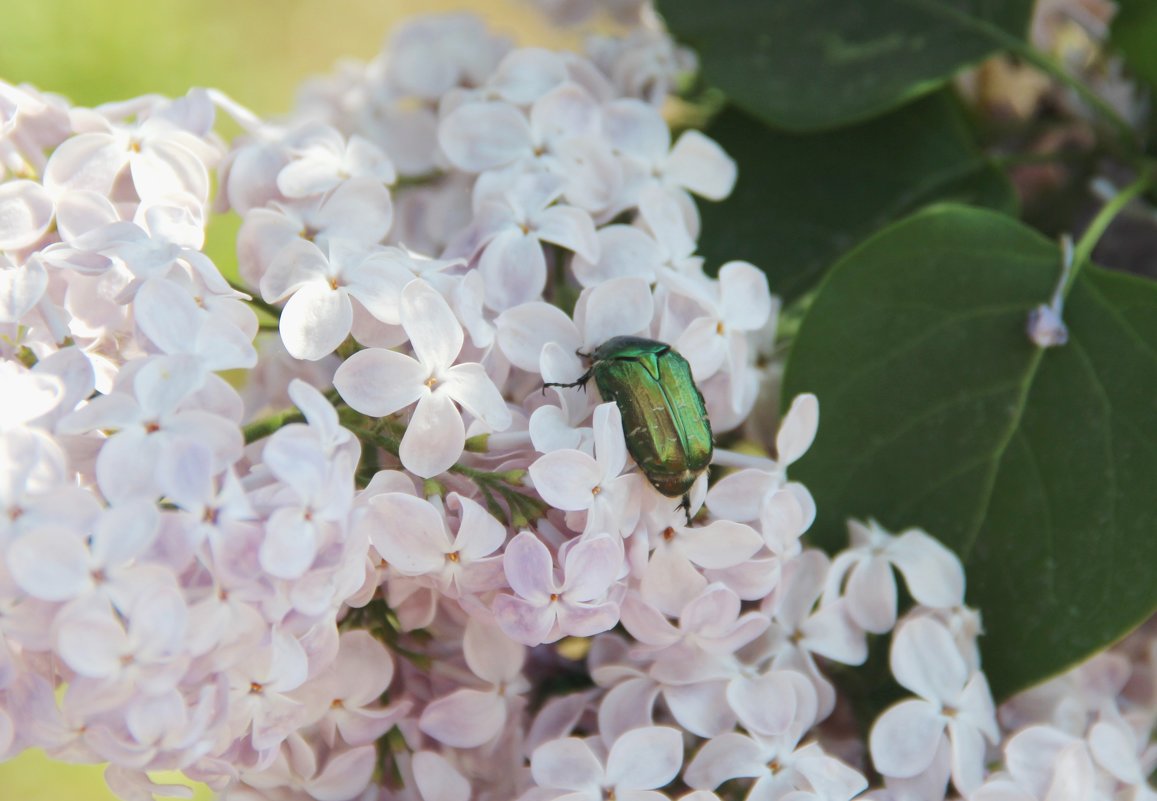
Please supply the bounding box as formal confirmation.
[529,726,684,801]
[454,171,598,311]
[529,402,644,537]
[870,616,999,796]
[493,530,623,645]
[419,617,529,748]
[359,491,505,597]
[824,519,966,634]
[334,278,511,477]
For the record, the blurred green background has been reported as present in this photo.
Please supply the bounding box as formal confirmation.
[0,0,574,798]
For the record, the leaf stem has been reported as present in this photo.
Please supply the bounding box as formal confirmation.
[227,279,283,320]
[242,408,305,444]
[1070,167,1155,287]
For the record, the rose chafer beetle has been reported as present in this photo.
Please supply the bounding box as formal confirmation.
[544,336,713,514]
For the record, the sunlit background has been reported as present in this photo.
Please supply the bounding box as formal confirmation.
[0,1,579,797]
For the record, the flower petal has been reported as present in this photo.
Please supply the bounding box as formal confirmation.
[869,699,945,778]
[279,281,353,361]
[605,726,683,790]
[665,130,736,201]
[531,736,604,792]
[442,362,512,431]
[333,348,426,416]
[399,391,464,478]
[0,180,54,250]
[306,746,376,801]
[413,751,471,801]
[503,530,556,601]
[530,449,602,511]
[366,492,450,574]
[889,529,965,610]
[890,617,968,703]
[402,279,463,370]
[419,688,507,748]
[439,101,532,172]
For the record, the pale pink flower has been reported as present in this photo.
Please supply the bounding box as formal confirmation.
[334,279,511,477]
[360,492,505,597]
[386,14,510,100]
[529,726,683,801]
[419,617,529,748]
[236,177,393,286]
[308,630,410,747]
[758,550,867,720]
[440,82,621,211]
[870,616,999,796]
[494,530,622,645]
[529,402,644,537]
[277,123,396,198]
[637,509,764,617]
[824,519,965,634]
[604,99,736,206]
[456,172,598,311]
[685,674,866,801]
[260,239,411,361]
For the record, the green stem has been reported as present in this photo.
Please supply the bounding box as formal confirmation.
[227,279,283,320]
[394,170,445,188]
[1070,167,1155,286]
[242,408,305,444]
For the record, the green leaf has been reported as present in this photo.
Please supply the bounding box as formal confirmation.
[698,93,1016,302]
[659,0,1033,130]
[1112,0,1157,89]
[782,204,1157,697]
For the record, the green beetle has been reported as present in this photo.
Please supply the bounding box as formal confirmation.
[544,336,713,514]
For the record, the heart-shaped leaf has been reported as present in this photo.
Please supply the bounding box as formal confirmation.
[783,204,1157,697]
[659,0,1033,130]
[698,92,1015,302]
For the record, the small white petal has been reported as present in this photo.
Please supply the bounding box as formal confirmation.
[776,393,819,466]
[478,228,547,311]
[665,130,736,200]
[531,737,604,792]
[503,531,556,602]
[402,279,463,370]
[889,530,965,609]
[7,527,91,601]
[420,688,507,748]
[581,277,653,345]
[718,261,772,332]
[307,746,376,801]
[366,493,449,574]
[0,180,54,250]
[334,348,426,416]
[530,449,602,511]
[260,508,318,579]
[279,282,353,361]
[413,751,471,801]
[890,617,968,703]
[439,101,532,172]
[605,726,683,790]
[869,699,945,778]
[399,391,465,478]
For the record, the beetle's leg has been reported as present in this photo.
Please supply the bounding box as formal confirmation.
[542,368,593,395]
[678,493,692,523]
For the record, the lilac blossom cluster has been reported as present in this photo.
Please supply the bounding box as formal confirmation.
[2,7,1156,801]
